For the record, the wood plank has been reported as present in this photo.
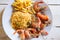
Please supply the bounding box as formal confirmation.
[49,5,60,26]
[0,0,60,4]
[45,28,60,40]
[0,0,14,5]
[44,0,60,4]
[0,0,9,4]
[0,5,10,40]
[0,5,60,40]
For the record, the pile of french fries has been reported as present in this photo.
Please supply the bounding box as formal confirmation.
[12,0,33,11]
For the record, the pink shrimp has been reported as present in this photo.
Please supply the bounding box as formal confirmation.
[33,1,44,12]
[40,23,45,29]
[20,30,25,40]
[37,17,41,27]
[41,30,48,36]
[31,17,41,28]
[37,12,49,21]
[13,29,23,34]
[13,29,25,40]
[26,28,37,38]
[24,30,31,39]
[26,28,36,33]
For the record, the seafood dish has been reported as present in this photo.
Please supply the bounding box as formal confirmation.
[10,0,51,40]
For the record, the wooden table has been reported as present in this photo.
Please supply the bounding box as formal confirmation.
[0,0,60,40]
[0,5,11,40]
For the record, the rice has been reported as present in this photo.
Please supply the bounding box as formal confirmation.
[10,12,31,30]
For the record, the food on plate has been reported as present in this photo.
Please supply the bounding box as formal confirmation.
[12,0,33,11]
[10,0,51,40]
[10,12,31,29]
[36,12,49,21]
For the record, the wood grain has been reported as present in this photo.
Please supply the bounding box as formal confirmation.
[0,1,60,40]
[44,0,60,4]
[0,5,10,40]
[0,0,60,4]
[49,6,60,26]
[0,0,9,4]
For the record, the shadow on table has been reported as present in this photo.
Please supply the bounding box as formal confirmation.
[0,9,10,40]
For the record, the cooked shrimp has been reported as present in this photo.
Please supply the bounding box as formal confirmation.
[24,30,31,39]
[26,28,36,33]
[41,30,48,36]
[26,28,41,38]
[40,23,45,29]
[33,1,44,12]
[25,28,37,39]
[13,29,25,40]
[37,17,41,27]
[20,30,25,40]
[31,17,41,28]
[13,29,24,34]
[37,12,49,21]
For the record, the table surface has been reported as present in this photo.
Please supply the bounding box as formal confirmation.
[0,0,60,40]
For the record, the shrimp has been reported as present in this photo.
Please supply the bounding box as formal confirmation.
[31,17,41,33]
[41,30,48,36]
[20,34,25,40]
[26,28,36,33]
[26,28,37,38]
[20,30,25,40]
[37,12,49,21]
[40,23,45,30]
[33,1,44,12]
[24,30,31,39]
[13,29,23,34]
[31,17,41,28]
[37,17,41,26]
[13,29,25,40]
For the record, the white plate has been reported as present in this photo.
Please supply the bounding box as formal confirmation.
[2,0,53,40]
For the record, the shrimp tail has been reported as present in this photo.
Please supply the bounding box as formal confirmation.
[41,30,48,36]
[20,30,25,40]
